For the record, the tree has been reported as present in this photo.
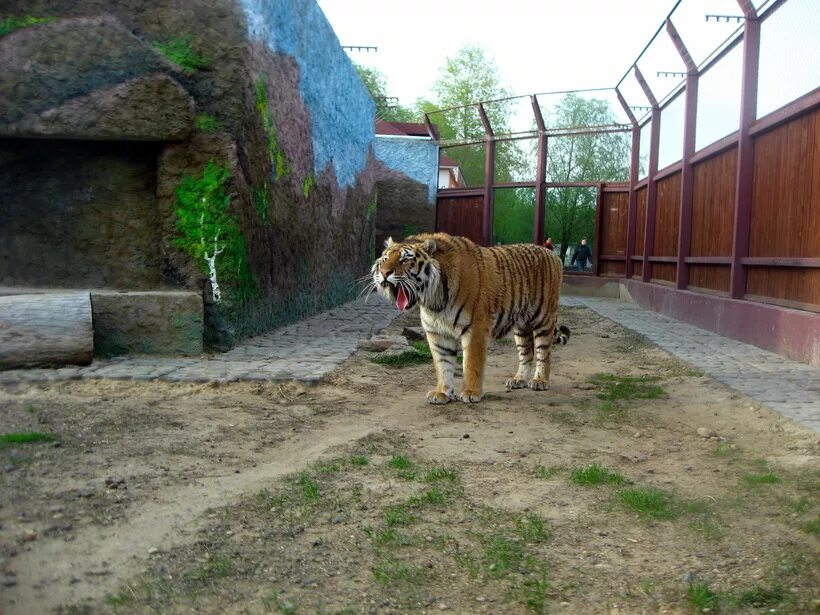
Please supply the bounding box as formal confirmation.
[424,45,526,187]
[543,94,631,261]
[354,63,419,122]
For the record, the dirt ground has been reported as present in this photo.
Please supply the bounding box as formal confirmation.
[1,306,818,615]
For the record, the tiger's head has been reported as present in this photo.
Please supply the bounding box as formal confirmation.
[372,236,440,312]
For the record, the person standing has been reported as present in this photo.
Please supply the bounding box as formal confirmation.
[573,238,592,271]
[543,237,554,251]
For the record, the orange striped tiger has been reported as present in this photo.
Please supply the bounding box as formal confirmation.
[372,232,567,404]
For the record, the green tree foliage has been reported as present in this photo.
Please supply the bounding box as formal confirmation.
[354,63,418,122]
[424,45,526,187]
[544,94,630,261]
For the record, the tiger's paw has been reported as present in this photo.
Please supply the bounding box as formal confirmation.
[426,389,453,405]
[505,378,528,390]
[459,389,483,403]
[528,379,550,391]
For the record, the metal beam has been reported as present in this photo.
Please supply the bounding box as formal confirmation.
[634,66,660,283]
[667,19,698,290]
[729,6,761,298]
[531,95,548,245]
[616,87,640,279]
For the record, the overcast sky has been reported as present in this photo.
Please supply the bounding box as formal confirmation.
[317,0,683,105]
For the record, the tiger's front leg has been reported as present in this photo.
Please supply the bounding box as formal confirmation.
[460,326,489,403]
[424,330,458,404]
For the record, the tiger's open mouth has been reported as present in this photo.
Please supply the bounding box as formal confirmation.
[383,283,413,312]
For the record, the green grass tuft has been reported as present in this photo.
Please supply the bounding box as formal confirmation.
[741,472,781,486]
[570,462,624,486]
[0,15,55,37]
[619,487,676,519]
[0,432,56,447]
[425,468,457,482]
[687,581,719,613]
[195,113,221,132]
[152,35,211,72]
[533,465,560,479]
[590,373,666,404]
[349,455,368,466]
[369,349,431,366]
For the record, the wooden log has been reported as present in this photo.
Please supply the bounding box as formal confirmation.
[0,292,94,368]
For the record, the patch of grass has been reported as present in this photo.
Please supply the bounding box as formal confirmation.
[387,455,417,480]
[364,526,417,548]
[798,515,820,535]
[196,113,221,132]
[0,432,56,447]
[711,442,739,457]
[369,349,431,366]
[408,487,446,507]
[732,583,786,609]
[533,465,560,479]
[372,559,428,586]
[383,505,414,527]
[152,35,211,73]
[295,472,320,501]
[0,15,55,37]
[188,554,233,581]
[425,467,457,482]
[349,455,368,466]
[741,472,781,487]
[515,513,549,543]
[619,487,676,519]
[591,373,666,404]
[260,589,297,614]
[570,462,624,486]
[687,581,719,613]
[482,534,525,578]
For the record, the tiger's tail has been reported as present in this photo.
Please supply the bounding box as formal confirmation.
[553,325,571,346]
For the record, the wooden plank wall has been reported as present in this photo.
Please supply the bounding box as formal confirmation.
[746,106,820,309]
[436,193,484,245]
[632,187,647,278]
[598,190,628,277]
[652,173,681,284]
[689,148,736,293]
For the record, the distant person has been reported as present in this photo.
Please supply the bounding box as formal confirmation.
[543,237,554,251]
[573,238,592,271]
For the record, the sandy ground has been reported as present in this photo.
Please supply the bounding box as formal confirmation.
[0,306,817,614]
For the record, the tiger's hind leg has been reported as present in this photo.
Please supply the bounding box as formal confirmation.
[529,321,557,391]
[505,331,533,390]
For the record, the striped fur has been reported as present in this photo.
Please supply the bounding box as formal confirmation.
[372,233,567,404]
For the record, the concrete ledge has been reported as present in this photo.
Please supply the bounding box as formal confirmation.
[562,275,622,298]
[623,280,820,368]
[90,291,203,357]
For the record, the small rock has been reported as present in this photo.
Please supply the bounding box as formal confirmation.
[148,547,160,555]
[462,434,470,439]
[20,529,38,543]
[3,576,17,587]
[696,427,716,438]
[576,383,596,390]
[402,326,426,341]
[104,476,126,489]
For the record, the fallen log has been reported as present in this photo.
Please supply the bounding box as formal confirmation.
[0,292,94,368]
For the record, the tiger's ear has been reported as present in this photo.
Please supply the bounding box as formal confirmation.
[384,237,395,248]
[422,238,437,254]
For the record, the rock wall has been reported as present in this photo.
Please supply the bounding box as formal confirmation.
[373,135,438,247]
[0,0,377,350]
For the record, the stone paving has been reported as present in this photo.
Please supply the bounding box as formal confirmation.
[0,294,817,433]
[0,296,398,385]
[562,296,820,433]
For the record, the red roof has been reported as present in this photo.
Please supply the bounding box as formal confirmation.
[375,120,431,137]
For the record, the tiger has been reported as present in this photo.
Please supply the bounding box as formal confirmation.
[372,232,568,404]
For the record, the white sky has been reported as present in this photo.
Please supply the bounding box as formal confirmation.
[316,0,679,106]
[317,0,818,166]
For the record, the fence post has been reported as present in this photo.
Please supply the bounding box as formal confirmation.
[593,183,604,276]
[667,19,698,290]
[730,1,760,299]
[616,88,639,279]
[531,95,547,245]
[634,66,661,284]
[478,102,495,246]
